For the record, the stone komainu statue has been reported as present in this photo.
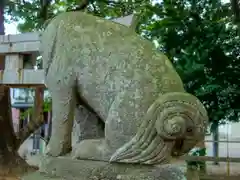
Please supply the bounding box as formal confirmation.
[40,11,208,165]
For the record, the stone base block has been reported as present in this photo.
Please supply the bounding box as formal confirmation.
[22,156,186,180]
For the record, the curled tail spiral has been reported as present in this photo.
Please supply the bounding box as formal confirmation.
[110,92,208,165]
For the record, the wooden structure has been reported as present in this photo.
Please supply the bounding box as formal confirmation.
[0,32,44,86]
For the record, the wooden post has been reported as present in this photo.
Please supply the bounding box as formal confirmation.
[195,140,207,173]
[3,54,24,84]
[0,55,4,70]
[186,166,200,180]
[5,54,23,69]
[4,53,24,138]
[32,87,44,153]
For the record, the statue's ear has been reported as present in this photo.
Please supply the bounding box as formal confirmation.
[111,14,134,27]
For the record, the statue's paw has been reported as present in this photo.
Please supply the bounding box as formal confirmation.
[71,139,99,159]
[71,139,111,161]
[45,140,72,157]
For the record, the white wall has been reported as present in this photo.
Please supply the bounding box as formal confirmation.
[218,122,240,140]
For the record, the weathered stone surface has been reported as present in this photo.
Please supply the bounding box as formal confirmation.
[21,156,186,180]
[72,105,104,146]
[22,172,62,180]
[40,11,208,165]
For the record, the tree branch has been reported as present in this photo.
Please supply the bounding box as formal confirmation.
[16,88,45,149]
[231,0,240,23]
[39,0,52,21]
[72,0,89,11]
[15,115,45,149]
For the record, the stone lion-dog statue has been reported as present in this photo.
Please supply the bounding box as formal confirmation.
[40,11,208,165]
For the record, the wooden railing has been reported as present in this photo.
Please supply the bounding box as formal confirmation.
[182,139,240,180]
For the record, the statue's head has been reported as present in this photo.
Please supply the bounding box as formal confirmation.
[110,92,208,164]
[154,92,208,157]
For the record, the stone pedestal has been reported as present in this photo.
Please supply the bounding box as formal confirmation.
[21,156,186,180]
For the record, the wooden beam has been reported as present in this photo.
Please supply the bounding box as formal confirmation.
[180,155,240,163]
[0,32,40,54]
[0,41,40,54]
[0,32,40,43]
[0,69,44,84]
[2,84,46,88]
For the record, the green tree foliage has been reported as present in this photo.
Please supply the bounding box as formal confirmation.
[140,0,240,128]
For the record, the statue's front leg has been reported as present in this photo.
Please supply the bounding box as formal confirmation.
[45,85,76,157]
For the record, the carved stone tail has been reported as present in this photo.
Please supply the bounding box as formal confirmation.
[110,92,208,165]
